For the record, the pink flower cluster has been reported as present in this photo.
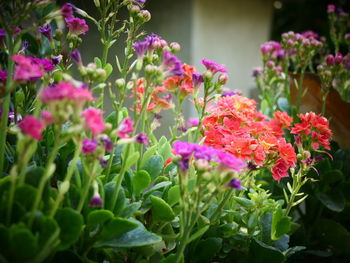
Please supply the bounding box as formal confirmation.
[12,55,54,82]
[40,81,94,105]
[18,115,45,140]
[82,107,106,137]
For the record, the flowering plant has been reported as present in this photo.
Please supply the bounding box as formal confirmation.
[0,1,338,263]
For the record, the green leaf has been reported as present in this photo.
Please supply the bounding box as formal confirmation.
[14,184,37,210]
[142,155,164,180]
[284,246,305,258]
[0,224,10,257]
[99,217,138,240]
[193,237,222,263]
[164,162,177,176]
[105,183,125,214]
[9,224,38,260]
[94,57,102,68]
[248,238,285,263]
[233,196,254,209]
[124,152,140,171]
[87,210,114,227]
[132,170,151,196]
[259,212,272,244]
[140,145,158,168]
[55,208,83,250]
[186,225,210,245]
[150,195,175,222]
[158,139,172,161]
[104,63,113,79]
[144,181,172,196]
[94,219,161,248]
[277,97,290,112]
[271,208,291,240]
[167,185,180,206]
[106,111,117,128]
[119,201,142,218]
[316,190,345,212]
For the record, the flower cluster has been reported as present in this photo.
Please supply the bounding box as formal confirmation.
[291,112,332,151]
[12,55,54,82]
[133,33,167,57]
[173,140,246,188]
[202,94,297,181]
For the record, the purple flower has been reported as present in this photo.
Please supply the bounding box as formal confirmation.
[70,49,82,66]
[82,138,98,155]
[133,40,149,57]
[8,110,22,123]
[192,73,204,87]
[101,136,113,152]
[134,133,149,145]
[173,141,195,159]
[228,178,242,190]
[118,117,134,138]
[99,158,108,168]
[51,56,61,65]
[39,24,53,42]
[61,3,74,19]
[31,58,55,72]
[0,70,7,83]
[154,113,162,120]
[89,193,103,207]
[222,91,236,97]
[247,162,258,170]
[327,4,336,13]
[201,59,227,74]
[187,117,199,128]
[178,126,187,133]
[134,0,146,3]
[163,50,183,76]
[252,67,263,77]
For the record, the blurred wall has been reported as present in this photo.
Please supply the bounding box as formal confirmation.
[192,0,273,97]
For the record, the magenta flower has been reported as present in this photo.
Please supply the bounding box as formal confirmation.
[31,58,55,72]
[327,4,336,13]
[201,59,227,74]
[0,70,7,83]
[12,55,44,82]
[39,24,53,42]
[51,56,61,65]
[65,17,89,36]
[187,117,199,127]
[82,107,106,137]
[41,110,55,125]
[133,40,149,57]
[82,138,98,155]
[40,81,94,105]
[215,150,247,172]
[18,115,45,140]
[228,178,242,190]
[134,133,149,145]
[118,117,134,138]
[61,3,74,19]
[221,91,236,97]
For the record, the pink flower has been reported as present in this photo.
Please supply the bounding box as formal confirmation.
[31,58,55,72]
[82,138,97,155]
[18,115,45,140]
[61,3,74,19]
[12,55,44,82]
[82,107,106,137]
[187,117,199,128]
[118,117,134,138]
[201,59,227,74]
[65,17,89,36]
[271,159,289,182]
[41,110,55,125]
[40,81,94,105]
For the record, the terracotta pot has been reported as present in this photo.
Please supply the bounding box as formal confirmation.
[290,73,350,150]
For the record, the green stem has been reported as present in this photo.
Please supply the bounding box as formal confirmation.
[209,188,234,223]
[0,40,14,174]
[50,140,82,216]
[6,166,18,225]
[77,160,98,212]
[28,136,62,227]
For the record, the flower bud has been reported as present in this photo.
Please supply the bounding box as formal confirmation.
[170,42,181,53]
[218,73,229,85]
[266,60,275,68]
[139,10,151,22]
[115,78,125,89]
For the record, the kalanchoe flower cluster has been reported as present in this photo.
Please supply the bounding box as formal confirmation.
[82,107,106,137]
[173,140,246,172]
[260,41,284,60]
[12,55,45,82]
[18,116,45,140]
[163,64,199,98]
[202,94,297,182]
[39,24,53,42]
[82,138,98,155]
[40,81,94,105]
[133,33,167,57]
[134,133,149,145]
[291,112,332,150]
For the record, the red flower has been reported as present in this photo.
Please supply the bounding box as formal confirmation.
[271,159,289,182]
[277,138,297,167]
[273,111,293,128]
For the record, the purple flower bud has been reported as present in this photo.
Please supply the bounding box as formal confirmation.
[133,40,149,57]
[178,126,187,133]
[335,53,343,64]
[266,60,275,68]
[228,178,242,190]
[327,4,336,13]
[39,24,53,42]
[247,162,258,170]
[70,49,82,66]
[89,193,103,207]
[51,56,61,65]
[326,55,335,66]
[101,136,113,152]
[163,50,183,76]
[82,138,97,155]
[0,70,7,83]
[187,117,199,127]
[222,91,236,97]
[252,67,262,77]
[134,133,149,145]
[134,0,146,3]
[345,33,350,41]
[315,155,324,162]
[201,59,227,74]
[192,73,204,87]
[99,158,108,168]
[154,113,162,120]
